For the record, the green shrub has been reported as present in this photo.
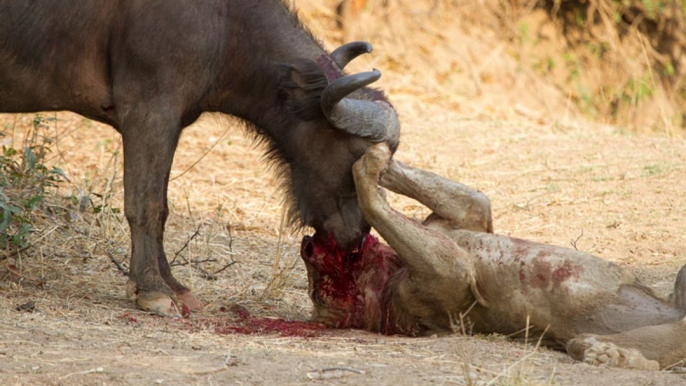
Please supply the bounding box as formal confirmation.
[1,115,66,252]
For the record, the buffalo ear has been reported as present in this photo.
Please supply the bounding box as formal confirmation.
[278,59,328,120]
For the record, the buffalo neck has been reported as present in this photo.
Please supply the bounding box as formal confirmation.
[204,0,372,249]
[209,0,332,125]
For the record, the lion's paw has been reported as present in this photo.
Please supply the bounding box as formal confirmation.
[354,143,391,181]
[576,337,659,371]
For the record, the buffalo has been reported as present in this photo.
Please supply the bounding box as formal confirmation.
[0,0,399,315]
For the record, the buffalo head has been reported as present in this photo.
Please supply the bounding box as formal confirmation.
[276,42,399,253]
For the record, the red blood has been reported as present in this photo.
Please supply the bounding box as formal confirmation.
[181,304,191,318]
[307,235,368,324]
[216,318,326,337]
[303,233,403,332]
[184,316,326,338]
[118,312,138,323]
[189,234,404,338]
[182,303,326,337]
[551,260,584,290]
[219,304,251,319]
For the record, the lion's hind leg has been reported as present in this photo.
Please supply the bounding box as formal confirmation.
[567,320,686,370]
[567,335,660,370]
[379,158,492,233]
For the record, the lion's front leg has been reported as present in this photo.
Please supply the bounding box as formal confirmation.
[352,144,477,309]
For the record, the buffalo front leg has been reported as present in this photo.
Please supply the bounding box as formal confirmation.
[379,157,492,233]
[352,144,479,312]
[120,115,201,316]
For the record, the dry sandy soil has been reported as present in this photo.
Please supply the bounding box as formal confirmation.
[2,1,686,386]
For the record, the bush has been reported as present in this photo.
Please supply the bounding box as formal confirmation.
[1,115,66,252]
[536,0,686,131]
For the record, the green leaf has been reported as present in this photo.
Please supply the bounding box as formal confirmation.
[49,167,69,182]
[26,194,44,209]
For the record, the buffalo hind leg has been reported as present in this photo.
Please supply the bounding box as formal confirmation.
[379,156,492,233]
[120,110,200,316]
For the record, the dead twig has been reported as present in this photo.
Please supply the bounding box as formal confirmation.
[170,253,216,280]
[485,324,550,386]
[58,367,104,381]
[107,250,130,276]
[170,124,232,182]
[173,257,217,265]
[170,249,235,281]
[570,229,584,251]
[170,224,202,265]
[187,350,236,375]
[226,220,234,254]
[306,367,365,380]
[320,367,364,374]
[213,260,238,275]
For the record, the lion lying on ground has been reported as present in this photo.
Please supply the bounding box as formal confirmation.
[300,143,686,370]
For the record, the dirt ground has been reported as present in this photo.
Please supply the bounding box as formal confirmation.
[3,1,686,385]
[3,107,686,386]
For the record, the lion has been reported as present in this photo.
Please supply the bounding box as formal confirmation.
[300,143,686,370]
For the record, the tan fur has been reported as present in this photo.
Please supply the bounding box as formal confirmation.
[349,143,686,370]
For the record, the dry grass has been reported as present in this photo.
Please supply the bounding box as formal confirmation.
[3,112,686,385]
[297,0,581,125]
[300,0,686,134]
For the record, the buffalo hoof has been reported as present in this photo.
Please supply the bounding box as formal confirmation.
[568,336,659,371]
[138,293,182,317]
[126,279,181,317]
[176,289,203,312]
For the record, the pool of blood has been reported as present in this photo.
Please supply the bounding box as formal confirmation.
[182,234,400,337]
[184,306,327,338]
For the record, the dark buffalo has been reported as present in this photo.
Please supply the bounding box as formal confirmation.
[0,0,399,315]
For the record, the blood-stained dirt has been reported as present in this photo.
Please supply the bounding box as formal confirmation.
[3,107,685,386]
[2,0,686,385]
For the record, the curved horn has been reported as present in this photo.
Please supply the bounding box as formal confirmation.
[321,70,399,144]
[321,70,381,112]
[330,41,373,69]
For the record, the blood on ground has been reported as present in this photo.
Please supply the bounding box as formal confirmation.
[183,305,327,338]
